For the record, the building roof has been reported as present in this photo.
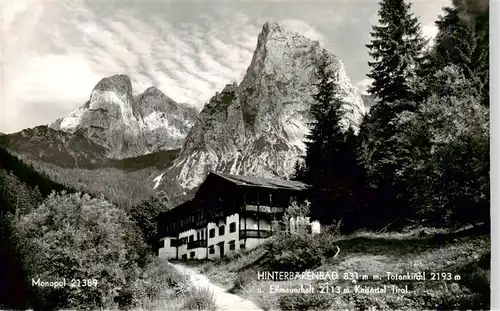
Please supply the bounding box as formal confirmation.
[155,173,309,219]
[211,172,309,191]
[154,199,193,219]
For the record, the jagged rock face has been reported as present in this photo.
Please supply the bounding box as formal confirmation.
[134,86,197,153]
[156,22,367,192]
[51,75,197,159]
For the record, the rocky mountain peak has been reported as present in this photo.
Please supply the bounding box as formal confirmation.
[135,86,178,111]
[261,22,289,36]
[92,74,133,96]
[155,22,367,193]
[240,21,322,90]
[142,85,165,96]
[50,74,197,159]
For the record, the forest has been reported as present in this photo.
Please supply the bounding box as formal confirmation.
[292,0,489,234]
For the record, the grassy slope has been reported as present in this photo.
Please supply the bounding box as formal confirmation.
[200,226,490,310]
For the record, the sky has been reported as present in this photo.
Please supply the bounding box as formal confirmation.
[1,0,451,134]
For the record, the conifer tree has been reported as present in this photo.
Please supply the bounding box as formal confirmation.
[300,51,361,228]
[358,0,427,229]
[366,0,427,104]
[420,0,489,106]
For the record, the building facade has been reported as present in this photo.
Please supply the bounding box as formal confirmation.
[155,172,318,260]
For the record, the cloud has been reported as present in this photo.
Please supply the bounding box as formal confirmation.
[1,1,30,35]
[1,2,267,133]
[279,19,326,43]
[2,1,446,134]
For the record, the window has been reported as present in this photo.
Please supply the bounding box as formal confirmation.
[229,240,235,251]
[189,235,194,242]
[240,243,246,250]
[209,229,215,238]
[201,230,204,240]
[209,246,215,254]
[197,232,200,240]
[229,222,236,233]
[170,239,176,247]
[190,252,195,258]
[182,254,187,260]
[158,240,165,248]
[219,226,225,236]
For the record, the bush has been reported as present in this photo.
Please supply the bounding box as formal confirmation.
[181,287,216,311]
[128,195,167,251]
[14,191,147,310]
[230,270,255,293]
[120,258,190,309]
[278,291,332,310]
[314,228,342,258]
[200,261,214,274]
[265,232,323,272]
[264,200,342,271]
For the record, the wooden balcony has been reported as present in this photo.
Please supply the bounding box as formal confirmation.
[187,239,208,250]
[243,205,285,213]
[240,229,273,239]
[240,205,285,220]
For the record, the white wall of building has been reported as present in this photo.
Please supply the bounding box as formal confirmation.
[158,210,322,261]
[158,237,177,259]
[177,228,210,260]
[207,213,239,260]
[185,247,207,260]
[311,221,321,234]
[177,228,196,259]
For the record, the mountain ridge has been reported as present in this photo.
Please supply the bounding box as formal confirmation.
[3,21,369,207]
[154,21,367,196]
[50,75,197,159]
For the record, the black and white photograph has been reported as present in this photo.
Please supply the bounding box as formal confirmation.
[0,0,492,310]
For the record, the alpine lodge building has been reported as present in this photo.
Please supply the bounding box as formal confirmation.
[155,172,319,260]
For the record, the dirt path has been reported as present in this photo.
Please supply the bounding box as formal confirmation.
[169,262,262,311]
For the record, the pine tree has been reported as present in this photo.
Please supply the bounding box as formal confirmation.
[301,51,361,228]
[366,0,427,104]
[358,0,427,229]
[421,0,489,106]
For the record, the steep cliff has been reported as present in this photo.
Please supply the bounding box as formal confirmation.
[50,75,197,159]
[155,22,367,194]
